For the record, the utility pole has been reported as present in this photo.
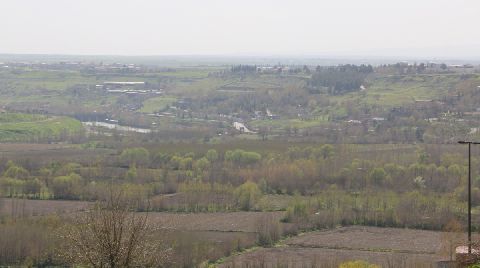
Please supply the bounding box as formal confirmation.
[458,141,480,254]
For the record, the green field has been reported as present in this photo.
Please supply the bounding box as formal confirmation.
[0,113,84,142]
[249,118,327,130]
[329,74,469,107]
[140,96,178,113]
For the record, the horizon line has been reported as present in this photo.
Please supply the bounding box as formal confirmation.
[1,52,480,61]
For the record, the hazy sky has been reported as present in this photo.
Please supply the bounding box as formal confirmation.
[1,0,479,58]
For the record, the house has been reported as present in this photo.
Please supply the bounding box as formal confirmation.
[102,81,162,95]
[233,122,255,133]
[266,109,279,119]
[104,81,145,87]
[347,119,362,124]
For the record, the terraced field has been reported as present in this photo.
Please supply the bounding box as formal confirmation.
[0,198,90,217]
[219,226,467,267]
[147,211,285,232]
[0,198,469,267]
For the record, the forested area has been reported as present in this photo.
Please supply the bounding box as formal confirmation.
[309,65,373,94]
[0,143,473,218]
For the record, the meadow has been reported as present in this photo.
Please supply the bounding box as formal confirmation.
[0,113,83,142]
[140,96,178,113]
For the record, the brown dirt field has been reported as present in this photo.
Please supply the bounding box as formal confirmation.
[219,226,469,267]
[0,198,90,217]
[286,226,442,254]
[173,230,257,246]
[0,144,115,167]
[147,211,285,232]
[146,211,288,265]
[220,247,437,268]
[146,211,284,265]
[0,199,284,234]
[165,230,258,264]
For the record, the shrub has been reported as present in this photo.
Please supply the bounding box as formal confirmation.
[234,181,262,211]
[339,260,380,268]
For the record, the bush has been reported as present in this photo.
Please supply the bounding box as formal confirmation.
[339,260,380,268]
[119,147,150,167]
[256,214,281,246]
[225,149,261,166]
[234,181,262,211]
[283,198,308,223]
[50,173,83,199]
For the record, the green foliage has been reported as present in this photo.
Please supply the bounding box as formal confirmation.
[119,147,150,167]
[184,152,195,159]
[291,190,464,230]
[283,198,308,223]
[258,178,269,193]
[152,152,171,167]
[417,149,429,164]
[319,144,334,159]
[54,162,82,176]
[0,178,26,197]
[3,162,29,179]
[368,167,389,187]
[234,181,262,211]
[194,157,210,172]
[50,173,83,199]
[140,96,177,113]
[168,180,235,212]
[23,178,43,197]
[309,65,372,94]
[125,164,138,180]
[225,149,261,165]
[0,113,83,142]
[180,157,193,170]
[205,149,218,162]
[168,153,195,170]
[0,113,47,123]
[362,73,460,106]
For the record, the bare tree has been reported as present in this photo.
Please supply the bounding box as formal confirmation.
[256,213,281,246]
[59,189,171,267]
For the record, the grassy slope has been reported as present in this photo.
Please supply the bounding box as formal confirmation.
[249,118,327,130]
[331,74,471,107]
[0,113,83,142]
[140,96,178,113]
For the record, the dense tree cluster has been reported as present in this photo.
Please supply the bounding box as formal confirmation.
[230,64,258,74]
[309,64,373,94]
[0,144,473,212]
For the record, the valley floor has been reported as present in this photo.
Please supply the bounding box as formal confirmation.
[0,198,466,267]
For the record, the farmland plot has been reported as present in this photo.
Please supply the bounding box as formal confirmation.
[219,226,467,267]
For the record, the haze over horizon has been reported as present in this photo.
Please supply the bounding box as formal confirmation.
[1,0,479,59]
